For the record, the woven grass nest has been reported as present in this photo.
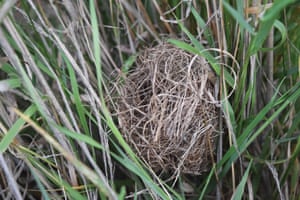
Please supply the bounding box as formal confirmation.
[115,43,219,175]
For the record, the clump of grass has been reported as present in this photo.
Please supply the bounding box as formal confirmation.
[0,0,299,199]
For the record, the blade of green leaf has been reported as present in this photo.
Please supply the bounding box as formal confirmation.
[231,160,253,200]
[0,104,37,152]
[89,0,139,166]
[111,140,182,200]
[191,7,215,48]
[260,20,287,52]
[122,54,137,74]
[53,124,103,150]
[27,163,51,200]
[14,108,118,199]
[0,78,20,91]
[223,1,255,34]
[63,54,89,135]
[27,155,87,200]
[198,165,216,200]
[89,0,103,99]
[249,0,296,55]
[168,39,234,87]
[219,80,300,177]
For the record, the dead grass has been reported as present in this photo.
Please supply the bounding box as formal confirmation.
[113,43,218,177]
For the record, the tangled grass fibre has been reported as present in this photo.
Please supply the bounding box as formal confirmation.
[114,43,219,176]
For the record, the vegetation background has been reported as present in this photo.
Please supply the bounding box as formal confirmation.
[0,0,299,199]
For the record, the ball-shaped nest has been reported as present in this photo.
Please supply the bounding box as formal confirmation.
[115,43,218,175]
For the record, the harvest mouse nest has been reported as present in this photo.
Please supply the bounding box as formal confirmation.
[114,43,219,175]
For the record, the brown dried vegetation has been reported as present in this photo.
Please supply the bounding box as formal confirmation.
[114,43,219,175]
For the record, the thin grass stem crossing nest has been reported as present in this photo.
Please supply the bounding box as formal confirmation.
[114,43,218,175]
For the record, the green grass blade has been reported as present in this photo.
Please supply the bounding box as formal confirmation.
[249,0,296,55]
[53,124,104,150]
[280,91,300,184]
[191,7,215,47]
[0,78,20,91]
[121,54,137,74]
[118,186,126,200]
[27,164,51,200]
[260,20,287,52]
[89,0,138,164]
[0,104,37,152]
[0,63,18,76]
[219,80,300,176]
[27,155,87,200]
[63,54,89,135]
[89,4,174,198]
[198,165,216,200]
[0,22,58,128]
[223,1,255,34]
[89,0,103,98]
[14,108,117,199]
[231,160,253,200]
[168,39,234,87]
[168,38,199,54]
[111,140,182,200]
